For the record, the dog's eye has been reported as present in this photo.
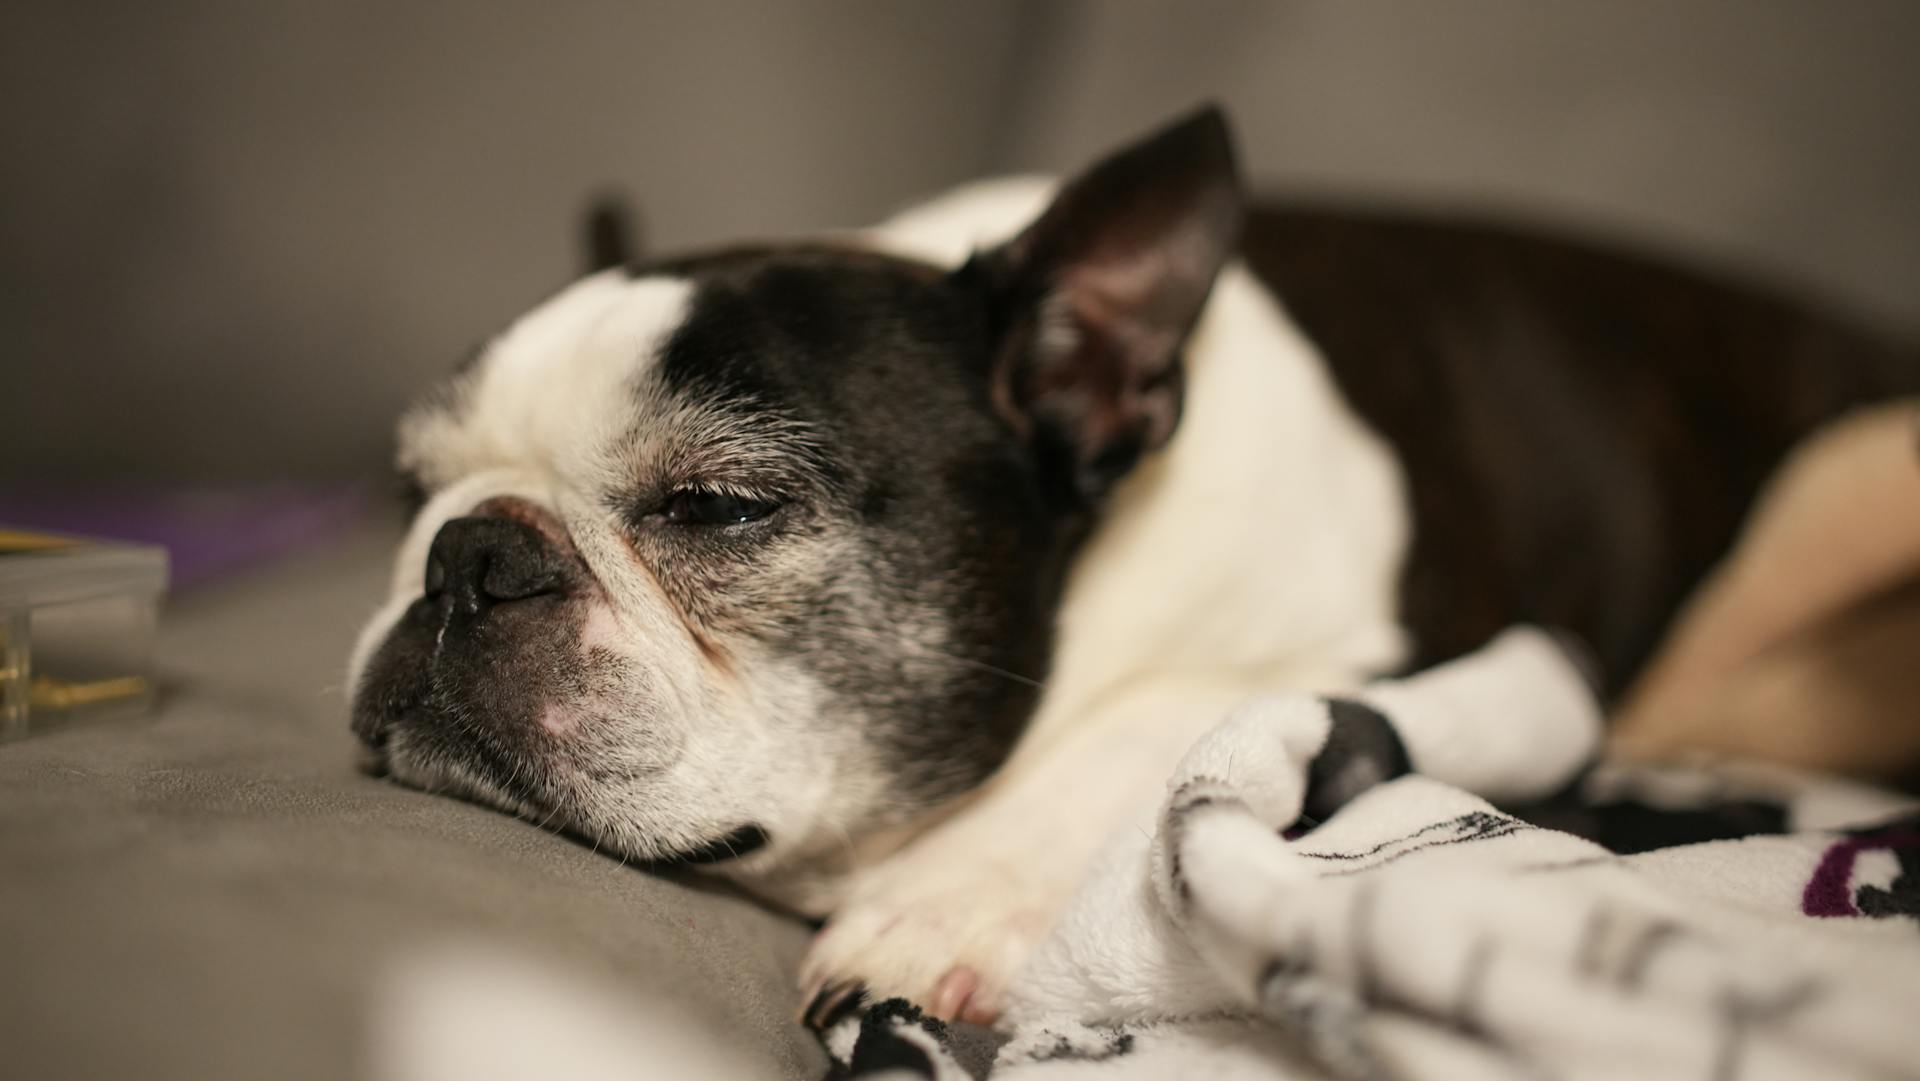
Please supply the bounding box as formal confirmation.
[661,489,780,526]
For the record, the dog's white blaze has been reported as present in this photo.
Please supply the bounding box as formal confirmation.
[399,274,694,493]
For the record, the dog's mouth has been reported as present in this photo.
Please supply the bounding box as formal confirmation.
[647,824,771,867]
[356,716,769,868]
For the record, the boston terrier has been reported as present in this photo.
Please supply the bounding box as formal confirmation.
[348,106,1919,1026]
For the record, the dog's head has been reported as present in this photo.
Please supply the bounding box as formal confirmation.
[347,108,1243,898]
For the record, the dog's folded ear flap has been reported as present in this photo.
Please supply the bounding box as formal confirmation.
[972,105,1244,503]
[583,192,642,273]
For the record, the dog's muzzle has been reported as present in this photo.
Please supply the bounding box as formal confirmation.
[351,500,582,758]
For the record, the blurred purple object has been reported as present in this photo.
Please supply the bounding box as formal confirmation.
[0,485,370,589]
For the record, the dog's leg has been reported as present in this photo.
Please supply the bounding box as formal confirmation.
[797,664,1358,1029]
[798,631,1598,1030]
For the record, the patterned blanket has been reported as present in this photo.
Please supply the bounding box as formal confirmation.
[824,630,1920,1081]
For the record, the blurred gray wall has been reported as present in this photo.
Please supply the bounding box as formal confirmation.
[5,2,1917,484]
[1,1,1039,482]
[1009,1,1920,334]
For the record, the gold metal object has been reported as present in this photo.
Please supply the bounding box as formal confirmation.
[30,675,152,710]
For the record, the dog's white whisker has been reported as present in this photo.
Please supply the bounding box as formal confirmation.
[905,646,1046,691]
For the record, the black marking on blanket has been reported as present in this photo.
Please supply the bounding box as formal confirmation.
[1574,905,1614,981]
[828,998,950,1080]
[1451,937,1495,1038]
[1350,879,1384,1005]
[1257,955,1378,1080]
[1258,963,1322,1017]
[1297,811,1533,876]
[1162,780,1242,912]
[1710,980,1822,1081]
[1257,943,1323,1029]
[1575,906,1691,988]
[1516,854,1616,875]
[1615,918,1683,989]
[1441,937,1549,1081]
[1510,787,1788,855]
[1300,699,1412,828]
[1851,812,1920,926]
[1258,956,1302,991]
[1858,856,1920,925]
[1167,785,1224,820]
[1022,1027,1135,1064]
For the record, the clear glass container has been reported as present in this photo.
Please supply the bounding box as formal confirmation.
[0,529,168,740]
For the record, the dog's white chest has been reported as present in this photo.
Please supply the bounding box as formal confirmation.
[1033,264,1412,748]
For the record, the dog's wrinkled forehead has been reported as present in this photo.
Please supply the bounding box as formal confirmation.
[399,247,982,507]
[399,272,696,494]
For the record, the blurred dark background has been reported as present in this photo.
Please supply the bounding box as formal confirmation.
[6,1,1919,489]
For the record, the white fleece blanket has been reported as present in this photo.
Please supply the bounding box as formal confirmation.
[825,630,1920,1081]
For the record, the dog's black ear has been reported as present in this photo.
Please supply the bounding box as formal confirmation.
[583,193,642,273]
[973,105,1243,503]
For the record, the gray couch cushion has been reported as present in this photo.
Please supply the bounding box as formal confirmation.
[0,518,824,1081]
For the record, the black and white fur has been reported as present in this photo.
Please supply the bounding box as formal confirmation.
[348,107,1916,1022]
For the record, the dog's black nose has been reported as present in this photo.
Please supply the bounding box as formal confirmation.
[424,516,566,619]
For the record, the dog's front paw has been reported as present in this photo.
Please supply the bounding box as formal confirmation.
[798,838,1068,1029]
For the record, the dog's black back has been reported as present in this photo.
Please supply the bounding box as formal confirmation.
[1241,205,1920,693]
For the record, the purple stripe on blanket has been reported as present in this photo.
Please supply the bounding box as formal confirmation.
[1803,831,1920,918]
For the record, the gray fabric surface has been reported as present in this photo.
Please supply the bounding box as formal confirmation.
[0,518,825,1081]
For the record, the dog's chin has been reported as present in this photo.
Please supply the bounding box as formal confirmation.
[355,700,772,871]
[643,824,771,867]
